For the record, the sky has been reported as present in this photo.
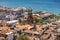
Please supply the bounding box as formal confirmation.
[0,0,60,14]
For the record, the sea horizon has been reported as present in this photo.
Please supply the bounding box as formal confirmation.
[0,0,60,14]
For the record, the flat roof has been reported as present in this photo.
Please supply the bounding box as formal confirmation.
[6,20,18,24]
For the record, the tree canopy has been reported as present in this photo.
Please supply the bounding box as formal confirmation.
[17,35,30,40]
[33,16,44,24]
[18,19,23,25]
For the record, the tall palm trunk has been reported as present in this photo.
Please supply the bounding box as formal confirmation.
[34,23,37,30]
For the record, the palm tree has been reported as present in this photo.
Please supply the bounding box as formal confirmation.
[33,16,43,30]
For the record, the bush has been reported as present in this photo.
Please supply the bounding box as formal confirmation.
[6,24,12,27]
[0,34,7,37]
